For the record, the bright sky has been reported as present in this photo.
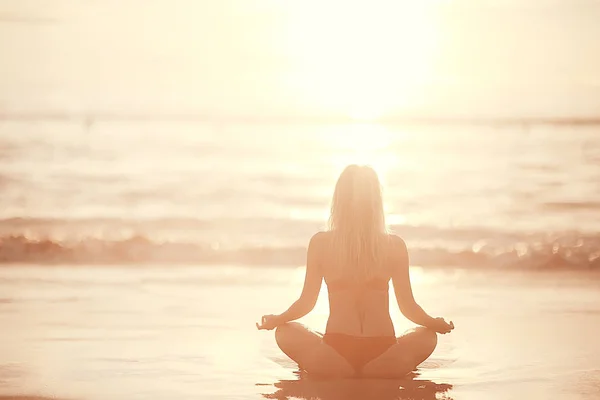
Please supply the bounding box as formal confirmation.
[1,0,599,118]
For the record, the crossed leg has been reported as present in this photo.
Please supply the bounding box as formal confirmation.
[361,327,438,378]
[274,322,355,377]
[274,323,437,379]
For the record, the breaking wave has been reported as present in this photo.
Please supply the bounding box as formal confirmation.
[1,233,599,270]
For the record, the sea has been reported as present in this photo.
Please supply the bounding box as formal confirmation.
[1,121,599,270]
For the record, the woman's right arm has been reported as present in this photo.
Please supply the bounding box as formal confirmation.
[390,235,447,330]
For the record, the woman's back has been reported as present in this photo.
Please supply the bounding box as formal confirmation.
[316,231,399,337]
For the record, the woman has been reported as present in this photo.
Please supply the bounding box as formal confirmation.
[256,165,454,378]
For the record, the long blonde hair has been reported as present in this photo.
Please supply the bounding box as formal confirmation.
[327,164,389,281]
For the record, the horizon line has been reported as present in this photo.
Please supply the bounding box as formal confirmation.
[1,111,600,126]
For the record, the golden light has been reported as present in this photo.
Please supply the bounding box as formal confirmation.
[325,123,392,152]
[322,123,399,183]
[280,1,441,119]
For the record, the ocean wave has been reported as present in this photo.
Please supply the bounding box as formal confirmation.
[0,216,554,243]
[1,233,599,270]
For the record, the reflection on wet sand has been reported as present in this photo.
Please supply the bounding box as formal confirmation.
[260,372,453,400]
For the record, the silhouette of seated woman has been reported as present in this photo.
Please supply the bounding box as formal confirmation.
[257,165,454,378]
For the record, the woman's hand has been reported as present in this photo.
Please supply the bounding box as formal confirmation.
[256,314,282,330]
[430,317,454,334]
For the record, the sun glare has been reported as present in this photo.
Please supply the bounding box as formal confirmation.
[280,1,440,119]
[324,123,398,182]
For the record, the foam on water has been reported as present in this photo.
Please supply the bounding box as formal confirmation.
[1,222,599,270]
[1,122,600,273]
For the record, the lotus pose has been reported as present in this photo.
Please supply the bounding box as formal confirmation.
[257,165,454,378]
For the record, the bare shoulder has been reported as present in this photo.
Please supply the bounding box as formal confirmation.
[309,231,329,247]
[386,233,409,258]
[307,232,329,267]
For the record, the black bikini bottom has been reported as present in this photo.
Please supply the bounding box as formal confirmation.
[323,333,397,372]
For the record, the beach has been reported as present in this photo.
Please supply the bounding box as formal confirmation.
[1,124,600,400]
[2,1,600,399]
[1,265,599,400]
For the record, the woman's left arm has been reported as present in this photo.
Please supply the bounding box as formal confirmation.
[278,232,323,322]
[258,233,323,329]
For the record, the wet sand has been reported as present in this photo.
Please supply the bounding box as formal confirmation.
[0,265,599,400]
